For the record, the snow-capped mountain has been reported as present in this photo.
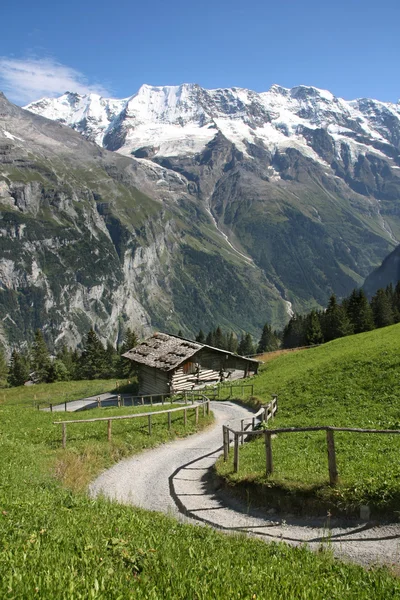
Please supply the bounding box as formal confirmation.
[26,83,400,168]
[1,83,400,349]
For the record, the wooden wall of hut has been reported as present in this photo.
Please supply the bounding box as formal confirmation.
[138,365,170,395]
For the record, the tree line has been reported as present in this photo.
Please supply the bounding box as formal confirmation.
[282,283,400,349]
[5,328,138,387]
[194,324,280,356]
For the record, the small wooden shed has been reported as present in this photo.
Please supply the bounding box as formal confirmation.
[123,332,259,395]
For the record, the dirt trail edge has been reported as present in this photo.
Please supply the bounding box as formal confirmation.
[89,401,400,567]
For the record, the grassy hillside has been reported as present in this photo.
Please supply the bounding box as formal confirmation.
[2,381,400,597]
[217,324,400,515]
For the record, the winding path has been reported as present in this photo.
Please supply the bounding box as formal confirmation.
[90,401,400,567]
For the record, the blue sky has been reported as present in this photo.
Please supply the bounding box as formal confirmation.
[1,0,399,104]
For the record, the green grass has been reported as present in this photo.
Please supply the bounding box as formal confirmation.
[0,379,135,408]
[217,324,400,515]
[2,380,400,597]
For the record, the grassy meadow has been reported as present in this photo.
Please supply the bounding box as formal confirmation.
[2,372,400,597]
[0,379,136,408]
[217,324,400,515]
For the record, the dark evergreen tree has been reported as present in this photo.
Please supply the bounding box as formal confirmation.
[79,329,107,380]
[306,310,324,345]
[346,289,374,334]
[104,341,119,378]
[282,315,307,348]
[227,332,238,354]
[392,281,400,323]
[371,288,394,328]
[257,322,279,353]
[117,328,138,378]
[31,329,51,383]
[0,345,8,386]
[8,350,29,387]
[323,295,353,342]
[47,359,70,382]
[205,330,215,347]
[177,329,183,337]
[55,344,75,379]
[238,333,255,356]
[196,329,205,344]
[214,326,227,350]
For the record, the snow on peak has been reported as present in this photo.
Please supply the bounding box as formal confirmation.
[24,83,400,163]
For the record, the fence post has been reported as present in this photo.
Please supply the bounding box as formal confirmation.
[64,401,67,412]
[161,395,165,405]
[326,429,338,485]
[168,411,171,431]
[207,400,210,415]
[223,426,228,461]
[202,401,206,417]
[150,396,153,406]
[142,397,144,406]
[272,394,278,414]
[97,397,100,408]
[184,409,187,427]
[62,423,67,449]
[148,414,152,436]
[233,433,239,473]
[252,416,255,430]
[50,403,53,413]
[240,420,244,444]
[118,395,121,408]
[265,431,273,475]
[108,419,112,442]
[195,405,199,425]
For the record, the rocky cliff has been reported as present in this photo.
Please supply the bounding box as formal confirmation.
[0,93,285,349]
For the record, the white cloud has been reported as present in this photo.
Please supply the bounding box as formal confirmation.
[0,57,111,105]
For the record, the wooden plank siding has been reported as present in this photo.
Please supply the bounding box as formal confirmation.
[139,364,170,396]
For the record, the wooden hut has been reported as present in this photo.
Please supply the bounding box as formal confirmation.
[123,332,259,395]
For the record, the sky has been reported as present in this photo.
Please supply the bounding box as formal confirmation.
[1,0,399,105]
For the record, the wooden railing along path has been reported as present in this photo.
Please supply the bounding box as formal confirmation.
[54,396,210,448]
[223,398,400,484]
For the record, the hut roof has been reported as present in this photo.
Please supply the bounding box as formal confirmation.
[123,332,259,372]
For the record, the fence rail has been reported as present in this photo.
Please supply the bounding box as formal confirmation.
[223,412,400,484]
[54,396,211,448]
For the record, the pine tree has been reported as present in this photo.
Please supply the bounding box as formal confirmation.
[282,315,307,349]
[306,310,324,345]
[56,344,75,379]
[205,330,215,346]
[31,329,51,383]
[104,341,119,378]
[214,326,227,350]
[238,333,255,356]
[117,328,138,378]
[8,350,29,387]
[346,289,375,334]
[371,288,394,328]
[227,332,238,353]
[392,281,400,323]
[196,329,205,344]
[323,295,353,342]
[0,345,8,386]
[79,329,107,380]
[257,322,279,353]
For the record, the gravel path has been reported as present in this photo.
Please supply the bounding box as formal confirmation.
[90,401,400,567]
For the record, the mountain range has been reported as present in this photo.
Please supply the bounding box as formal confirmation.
[0,82,399,349]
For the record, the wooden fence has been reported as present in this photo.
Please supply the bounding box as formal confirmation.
[223,396,278,465]
[54,396,210,448]
[223,417,400,484]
